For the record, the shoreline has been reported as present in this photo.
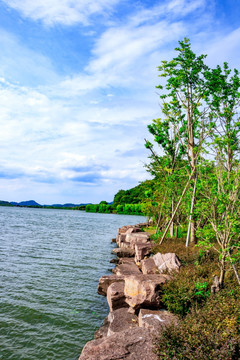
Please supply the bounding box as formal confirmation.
[78,222,179,360]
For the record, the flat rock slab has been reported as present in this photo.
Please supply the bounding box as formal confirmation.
[118,225,141,234]
[153,253,181,273]
[124,274,170,310]
[119,258,136,265]
[79,327,158,360]
[125,227,142,234]
[107,281,127,312]
[107,307,138,336]
[112,248,135,258]
[126,233,150,249]
[138,309,178,333]
[113,263,141,276]
[98,274,125,296]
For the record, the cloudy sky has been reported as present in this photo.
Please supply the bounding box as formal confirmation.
[0,0,239,204]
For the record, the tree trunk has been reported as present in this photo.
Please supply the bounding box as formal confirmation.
[175,225,178,239]
[219,253,226,288]
[170,197,174,237]
[186,174,198,247]
[160,170,195,245]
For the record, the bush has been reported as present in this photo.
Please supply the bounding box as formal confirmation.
[161,266,212,317]
[156,288,240,359]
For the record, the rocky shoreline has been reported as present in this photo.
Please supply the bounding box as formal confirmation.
[79,222,180,360]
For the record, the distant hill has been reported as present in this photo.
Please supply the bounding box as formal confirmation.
[0,200,89,209]
[18,200,41,206]
[0,200,13,206]
[50,203,84,208]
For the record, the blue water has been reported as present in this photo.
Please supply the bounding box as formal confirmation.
[0,206,145,360]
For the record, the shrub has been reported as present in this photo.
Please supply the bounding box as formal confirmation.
[156,288,240,359]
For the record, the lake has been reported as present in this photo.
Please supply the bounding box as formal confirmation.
[0,206,145,360]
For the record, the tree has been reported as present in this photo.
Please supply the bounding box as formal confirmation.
[196,63,240,287]
[146,116,184,236]
[148,38,211,244]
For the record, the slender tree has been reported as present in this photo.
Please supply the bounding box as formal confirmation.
[196,63,240,287]
[152,38,211,243]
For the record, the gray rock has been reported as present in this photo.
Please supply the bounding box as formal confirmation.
[107,308,138,336]
[112,247,135,258]
[94,316,109,339]
[138,309,178,333]
[141,258,158,274]
[107,281,127,312]
[153,253,181,273]
[109,258,119,264]
[79,327,158,360]
[125,227,142,234]
[112,262,141,276]
[119,257,136,265]
[135,243,154,262]
[98,274,125,296]
[124,274,170,310]
[126,233,150,249]
[118,225,141,235]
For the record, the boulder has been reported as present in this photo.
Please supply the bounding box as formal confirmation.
[118,225,141,234]
[112,262,141,276]
[126,233,150,249]
[135,243,154,262]
[94,316,109,339]
[138,309,178,333]
[125,227,142,234]
[124,274,170,310]
[109,258,119,264]
[119,257,136,265]
[79,327,158,360]
[119,241,132,249]
[153,253,181,273]
[116,234,127,247]
[112,247,135,258]
[141,258,158,274]
[137,222,149,228]
[98,274,125,296]
[107,281,127,312]
[107,308,138,336]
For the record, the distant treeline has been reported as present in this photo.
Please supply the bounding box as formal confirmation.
[0,180,153,215]
[85,180,154,215]
[0,200,87,211]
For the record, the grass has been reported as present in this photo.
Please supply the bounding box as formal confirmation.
[146,231,240,359]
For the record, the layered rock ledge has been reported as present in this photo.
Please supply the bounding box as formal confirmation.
[79,222,180,360]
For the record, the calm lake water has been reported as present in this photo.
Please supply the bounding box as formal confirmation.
[0,206,145,360]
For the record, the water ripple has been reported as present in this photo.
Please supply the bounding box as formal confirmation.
[0,207,145,360]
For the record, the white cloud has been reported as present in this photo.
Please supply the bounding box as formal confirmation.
[203,27,240,69]
[1,0,239,204]
[2,0,120,26]
[0,29,59,86]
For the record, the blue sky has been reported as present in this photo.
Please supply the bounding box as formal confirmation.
[0,0,239,204]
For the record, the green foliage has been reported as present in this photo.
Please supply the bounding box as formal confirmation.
[85,202,145,215]
[85,204,99,213]
[113,180,154,207]
[162,267,212,317]
[156,288,240,359]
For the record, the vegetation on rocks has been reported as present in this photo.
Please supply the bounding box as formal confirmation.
[142,38,240,359]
